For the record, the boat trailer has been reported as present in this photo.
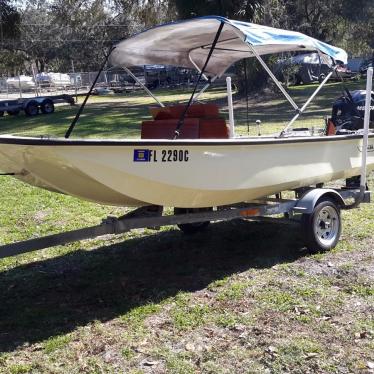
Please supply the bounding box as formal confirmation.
[0,94,75,117]
[0,66,373,261]
[0,187,370,260]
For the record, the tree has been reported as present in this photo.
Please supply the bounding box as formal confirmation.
[0,0,20,43]
[2,0,374,77]
[261,0,373,50]
[0,1,22,75]
[1,0,176,74]
[173,0,262,20]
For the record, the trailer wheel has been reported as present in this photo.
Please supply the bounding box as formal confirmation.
[174,207,211,234]
[41,99,54,114]
[25,100,39,116]
[7,110,20,116]
[301,198,341,253]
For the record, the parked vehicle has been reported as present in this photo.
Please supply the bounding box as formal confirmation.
[347,57,365,73]
[360,58,374,75]
[276,53,356,85]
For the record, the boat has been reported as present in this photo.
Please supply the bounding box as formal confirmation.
[6,75,36,90]
[0,16,373,208]
[36,72,72,88]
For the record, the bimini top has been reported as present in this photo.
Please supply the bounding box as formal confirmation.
[110,16,348,77]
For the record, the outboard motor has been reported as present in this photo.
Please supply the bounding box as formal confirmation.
[330,90,373,188]
[331,90,374,132]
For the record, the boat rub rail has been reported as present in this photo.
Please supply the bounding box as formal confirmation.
[0,133,373,147]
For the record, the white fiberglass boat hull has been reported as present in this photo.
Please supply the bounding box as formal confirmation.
[0,135,373,207]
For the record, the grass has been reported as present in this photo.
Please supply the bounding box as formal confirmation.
[43,335,72,354]
[0,87,229,138]
[0,81,373,373]
[0,79,366,138]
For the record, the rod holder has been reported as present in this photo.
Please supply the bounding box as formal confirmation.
[226,76,235,138]
[256,119,262,136]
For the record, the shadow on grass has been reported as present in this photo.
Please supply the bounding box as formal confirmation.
[0,219,308,352]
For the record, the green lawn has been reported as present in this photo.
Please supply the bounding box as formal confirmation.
[0,87,229,138]
[0,79,366,138]
[0,82,373,374]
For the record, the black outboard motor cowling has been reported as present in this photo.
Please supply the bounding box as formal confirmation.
[332,90,374,131]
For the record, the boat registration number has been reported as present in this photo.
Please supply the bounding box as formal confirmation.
[133,149,189,162]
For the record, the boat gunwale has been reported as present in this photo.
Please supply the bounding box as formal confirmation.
[0,133,373,146]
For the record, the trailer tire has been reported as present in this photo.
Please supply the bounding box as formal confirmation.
[7,110,20,116]
[174,207,211,234]
[25,100,39,116]
[301,198,341,253]
[40,99,54,114]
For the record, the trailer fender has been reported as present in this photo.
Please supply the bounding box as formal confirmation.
[293,189,345,214]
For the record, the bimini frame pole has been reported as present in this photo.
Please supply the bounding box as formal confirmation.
[346,66,372,209]
[192,76,218,102]
[248,44,299,111]
[360,68,372,192]
[247,44,341,136]
[173,21,225,139]
[188,53,209,82]
[280,69,334,135]
[188,51,220,103]
[122,66,165,107]
[65,46,115,138]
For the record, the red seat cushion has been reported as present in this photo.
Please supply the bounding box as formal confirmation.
[149,107,173,120]
[150,104,220,120]
[199,118,230,138]
[141,118,199,139]
[169,104,220,119]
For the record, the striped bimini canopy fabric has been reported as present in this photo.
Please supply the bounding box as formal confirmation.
[110,16,348,77]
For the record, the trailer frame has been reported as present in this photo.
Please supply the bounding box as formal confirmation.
[0,94,75,117]
[0,187,370,260]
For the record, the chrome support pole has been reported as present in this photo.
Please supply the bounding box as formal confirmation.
[122,66,165,107]
[188,53,209,81]
[248,44,299,111]
[281,70,334,135]
[192,82,211,100]
[192,75,218,102]
[192,76,217,102]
